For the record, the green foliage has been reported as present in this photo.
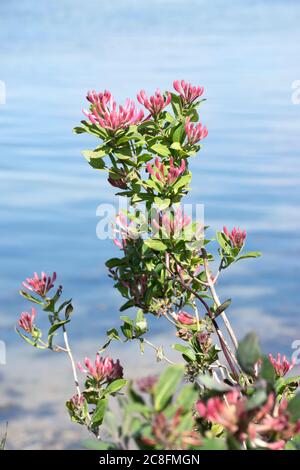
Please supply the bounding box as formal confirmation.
[154,365,184,411]
[237,332,261,375]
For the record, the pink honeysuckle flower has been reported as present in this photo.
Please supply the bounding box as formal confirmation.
[173,80,204,104]
[268,353,296,377]
[185,117,208,145]
[137,89,171,116]
[83,90,144,132]
[146,157,186,185]
[153,208,191,238]
[198,390,300,448]
[70,393,85,408]
[22,271,57,297]
[223,226,246,248]
[18,307,36,333]
[77,353,123,382]
[113,212,139,250]
[196,390,241,434]
[177,311,196,325]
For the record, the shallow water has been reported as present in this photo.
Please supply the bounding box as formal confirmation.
[0,0,300,449]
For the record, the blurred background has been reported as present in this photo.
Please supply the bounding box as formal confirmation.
[0,0,300,449]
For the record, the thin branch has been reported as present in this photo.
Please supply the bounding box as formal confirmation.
[201,248,238,350]
[142,338,175,365]
[63,325,81,396]
[162,259,240,381]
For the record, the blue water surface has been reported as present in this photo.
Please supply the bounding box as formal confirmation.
[0,1,300,445]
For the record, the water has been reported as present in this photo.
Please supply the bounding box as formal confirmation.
[0,0,300,448]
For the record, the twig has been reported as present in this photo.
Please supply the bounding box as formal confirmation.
[201,248,238,350]
[142,338,175,365]
[162,259,240,381]
[63,325,81,396]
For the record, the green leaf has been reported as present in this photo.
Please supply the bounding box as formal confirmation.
[246,389,267,411]
[236,332,261,375]
[260,355,276,383]
[82,149,106,169]
[119,299,135,312]
[135,310,147,335]
[83,439,117,450]
[216,231,230,252]
[19,290,44,305]
[15,328,45,349]
[154,365,184,411]
[144,239,167,252]
[200,437,227,450]
[215,299,231,318]
[73,126,86,134]
[48,319,70,337]
[276,375,300,395]
[154,197,171,211]
[105,258,124,268]
[91,398,108,428]
[170,93,183,117]
[170,142,182,151]
[175,384,198,412]
[172,122,185,143]
[172,343,196,362]
[99,328,122,352]
[236,252,262,261]
[171,174,191,192]
[287,394,300,422]
[120,315,134,339]
[114,146,133,160]
[151,143,170,158]
[103,379,127,396]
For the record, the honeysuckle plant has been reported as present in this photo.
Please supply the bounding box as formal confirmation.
[15,80,300,451]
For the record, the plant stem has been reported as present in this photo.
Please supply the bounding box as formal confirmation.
[142,338,175,365]
[63,325,81,396]
[201,248,238,350]
[163,260,240,381]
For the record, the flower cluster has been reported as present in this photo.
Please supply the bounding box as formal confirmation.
[173,80,204,104]
[269,353,296,377]
[177,311,196,325]
[22,271,56,297]
[113,212,140,250]
[197,391,300,449]
[137,89,171,116]
[185,117,208,145]
[223,226,247,248]
[18,307,36,333]
[142,408,202,450]
[77,353,123,383]
[146,157,186,186]
[153,208,191,238]
[83,90,144,132]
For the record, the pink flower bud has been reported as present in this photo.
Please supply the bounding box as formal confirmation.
[268,353,296,377]
[173,80,204,104]
[77,353,123,382]
[147,157,186,186]
[137,88,171,116]
[185,117,208,145]
[22,271,57,297]
[83,90,144,132]
[223,226,246,248]
[177,311,196,325]
[18,307,36,333]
